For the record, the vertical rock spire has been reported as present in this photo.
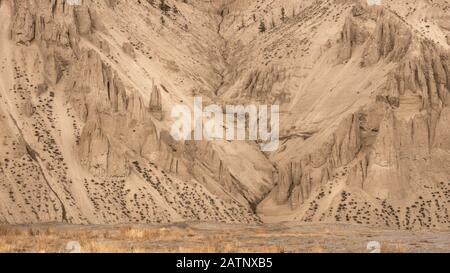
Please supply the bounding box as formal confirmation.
[150,80,163,120]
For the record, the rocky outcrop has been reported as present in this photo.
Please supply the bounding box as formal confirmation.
[78,117,130,176]
[74,6,93,35]
[362,9,412,66]
[338,5,412,65]
[230,64,289,103]
[273,113,363,208]
[382,42,450,110]
[149,82,163,120]
[338,11,369,62]
[66,50,127,116]
[11,0,79,47]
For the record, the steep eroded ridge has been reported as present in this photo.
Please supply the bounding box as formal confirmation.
[0,0,449,230]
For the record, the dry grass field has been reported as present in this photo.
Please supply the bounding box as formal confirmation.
[1,222,449,253]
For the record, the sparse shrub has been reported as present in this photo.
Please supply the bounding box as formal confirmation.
[159,0,170,13]
[281,7,286,21]
[259,20,266,33]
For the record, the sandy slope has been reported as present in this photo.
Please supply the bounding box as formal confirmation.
[0,0,449,230]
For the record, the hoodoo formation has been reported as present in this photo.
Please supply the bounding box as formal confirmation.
[0,0,449,231]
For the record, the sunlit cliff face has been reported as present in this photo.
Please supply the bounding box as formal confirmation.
[0,0,449,230]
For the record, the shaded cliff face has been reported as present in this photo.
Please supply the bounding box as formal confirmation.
[0,0,449,230]
[0,0,264,225]
[254,1,450,230]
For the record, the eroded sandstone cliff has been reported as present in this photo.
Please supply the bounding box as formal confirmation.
[0,0,449,230]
